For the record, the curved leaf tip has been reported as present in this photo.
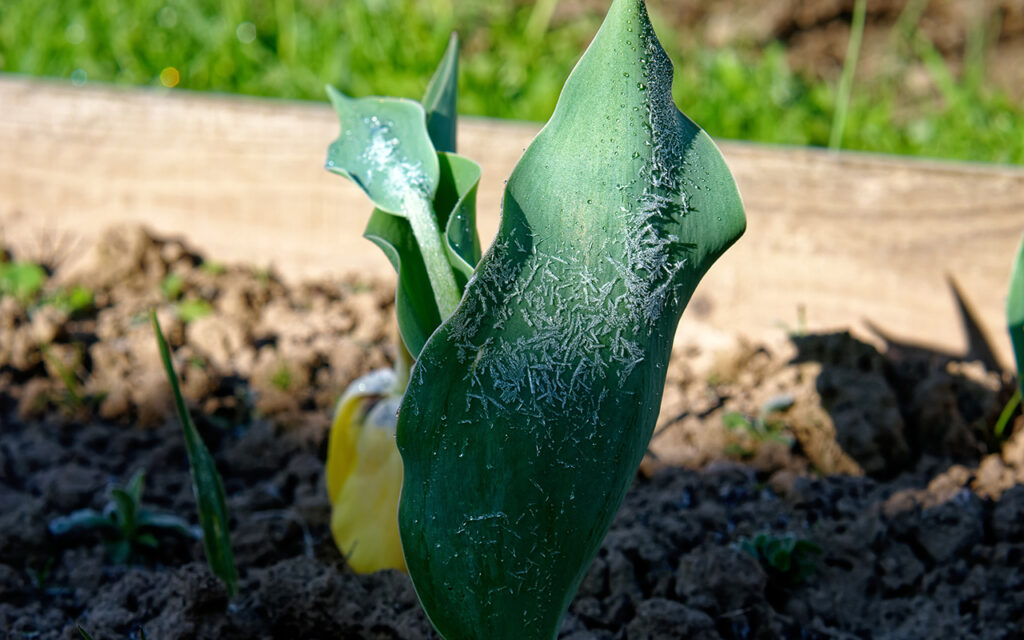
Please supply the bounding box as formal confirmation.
[423,32,460,154]
[325,87,440,215]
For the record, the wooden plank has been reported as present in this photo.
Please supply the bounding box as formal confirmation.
[2,75,1023,365]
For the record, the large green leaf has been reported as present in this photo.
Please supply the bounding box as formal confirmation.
[1010,233,1024,394]
[396,1,745,638]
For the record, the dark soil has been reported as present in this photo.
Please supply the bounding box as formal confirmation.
[2,227,1023,639]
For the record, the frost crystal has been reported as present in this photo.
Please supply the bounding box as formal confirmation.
[359,116,429,197]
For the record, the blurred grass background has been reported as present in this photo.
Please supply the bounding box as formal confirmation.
[1,0,1022,163]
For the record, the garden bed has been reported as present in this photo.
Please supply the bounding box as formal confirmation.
[1,227,1022,639]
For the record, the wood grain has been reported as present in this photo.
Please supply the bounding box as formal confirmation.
[2,75,1022,364]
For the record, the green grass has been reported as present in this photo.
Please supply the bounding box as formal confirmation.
[1,0,1022,163]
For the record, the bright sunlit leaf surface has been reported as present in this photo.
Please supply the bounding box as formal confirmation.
[396,1,746,638]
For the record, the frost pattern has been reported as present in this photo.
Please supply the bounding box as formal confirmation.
[359,115,430,196]
[617,5,697,326]
[432,232,646,618]
[449,236,643,426]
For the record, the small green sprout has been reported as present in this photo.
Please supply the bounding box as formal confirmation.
[270,362,293,391]
[160,272,185,300]
[39,344,106,416]
[200,260,226,275]
[175,298,213,323]
[44,285,95,316]
[49,470,199,564]
[0,254,94,315]
[0,259,47,304]
[161,272,212,322]
[723,394,796,457]
[739,533,822,586]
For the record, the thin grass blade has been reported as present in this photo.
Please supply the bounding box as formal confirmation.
[152,311,238,596]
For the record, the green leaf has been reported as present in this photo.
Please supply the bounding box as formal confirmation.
[326,86,460,320]
[722,411,753,431]
[125,469,146,507]
[423,33,459,154]
[110,488,138,536]
[153,311,238,597]
[138,510,202,539]
[325,88,440,211]
[48,508,115,536]
[437,152,482,283]
[396,2,745,638]
[365,209,441,357]
[0,260,46,304]
[1009,233,1024,396]
[161,273,185,301]
[175,298,213,323]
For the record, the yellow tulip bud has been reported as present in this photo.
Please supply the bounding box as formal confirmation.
[325,369,406,573]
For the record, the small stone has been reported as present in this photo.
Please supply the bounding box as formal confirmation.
[878,542,926,593]
[914,496,984,564]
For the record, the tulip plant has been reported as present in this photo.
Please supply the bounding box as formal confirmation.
[324,0,746,637]
[324,32,472,573]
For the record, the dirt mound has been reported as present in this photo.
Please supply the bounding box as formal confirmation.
[1,227,1022,638]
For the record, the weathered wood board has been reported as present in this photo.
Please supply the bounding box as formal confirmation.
[2,75,1022,365]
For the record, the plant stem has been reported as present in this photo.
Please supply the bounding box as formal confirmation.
[403,191,460,319]
[830,0,867,151]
